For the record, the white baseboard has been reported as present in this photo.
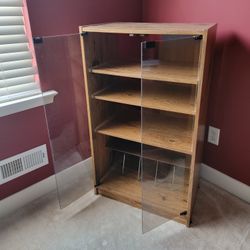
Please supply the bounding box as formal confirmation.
[200,163,250,203]
[0,157,92,219]
[54,189,98,222]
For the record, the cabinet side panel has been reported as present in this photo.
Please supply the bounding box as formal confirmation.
[187,26,217,225]
[80,31,115,185]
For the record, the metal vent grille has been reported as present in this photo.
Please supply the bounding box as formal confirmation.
[23,150,44,169]
[0,145,48,184]
[1,158,23,179]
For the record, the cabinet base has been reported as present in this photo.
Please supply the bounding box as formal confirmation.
[96,167,189,226]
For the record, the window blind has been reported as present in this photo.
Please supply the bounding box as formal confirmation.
[0,0,40,104]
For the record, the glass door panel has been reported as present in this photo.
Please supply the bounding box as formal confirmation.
[141,35,201,232]
[34,34,93,208]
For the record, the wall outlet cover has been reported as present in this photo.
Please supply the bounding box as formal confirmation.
[208,126,220,146]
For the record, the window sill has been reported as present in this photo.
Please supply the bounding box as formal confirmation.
[0,90,58,118]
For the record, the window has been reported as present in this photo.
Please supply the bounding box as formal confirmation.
[0,0,41,104]
[0,0,56,117]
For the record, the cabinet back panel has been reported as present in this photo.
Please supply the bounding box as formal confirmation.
[159,38,201,65]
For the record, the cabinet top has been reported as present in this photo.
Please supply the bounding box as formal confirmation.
[80,22,216,35]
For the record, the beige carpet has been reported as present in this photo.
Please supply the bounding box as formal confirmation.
[0,179,249,250]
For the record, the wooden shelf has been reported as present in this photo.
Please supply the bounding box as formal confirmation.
[81,22,215,35]
[93,85,141,107]
[94,83,196,115]
[97,112,193,155]
[97,166,189,221]
[91,62,198,85]
[107,139,191,169]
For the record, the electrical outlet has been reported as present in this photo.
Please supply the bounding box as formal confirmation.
[208,126,220,146]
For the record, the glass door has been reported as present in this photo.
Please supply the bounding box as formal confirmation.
[141,35,201,232]
[35,34,93,208]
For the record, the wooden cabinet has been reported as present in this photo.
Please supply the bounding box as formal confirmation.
[80,22,216,229]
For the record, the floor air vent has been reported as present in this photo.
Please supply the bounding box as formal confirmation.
[0,145,49,185]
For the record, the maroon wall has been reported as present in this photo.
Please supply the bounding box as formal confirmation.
[143,0,250,185]
[0,0,142,200]
[27,0,142,36]
[0,108,54,199]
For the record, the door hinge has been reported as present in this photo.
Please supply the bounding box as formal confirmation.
[180,210,187,216]
[81,32,88,36]
[193,35,203,40]
[33,36,43,44]
[143,41,156,49]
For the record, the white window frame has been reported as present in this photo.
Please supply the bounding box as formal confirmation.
[0,0,57,117]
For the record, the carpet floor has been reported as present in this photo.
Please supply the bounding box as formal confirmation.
[0,179,249,250]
